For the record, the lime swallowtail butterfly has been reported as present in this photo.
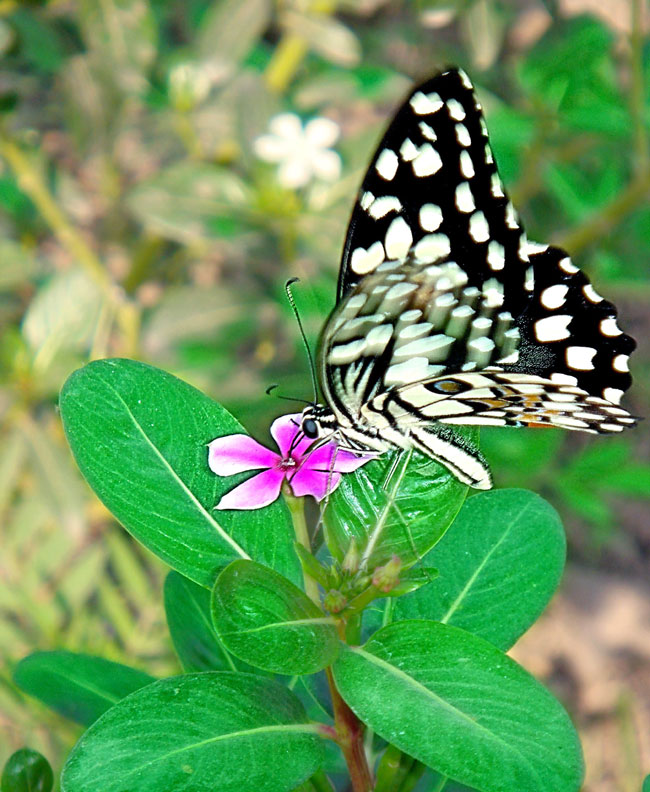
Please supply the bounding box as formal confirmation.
[299,68,636,490]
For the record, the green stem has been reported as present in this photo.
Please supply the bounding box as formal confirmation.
[553,168,650,255]
[428,773,449,792]
[308,770,336,792]
[395,760,426,792]
[283,486,320,605]
[0,135,110,290]
[374,744,415,792]
[629,0,648,177]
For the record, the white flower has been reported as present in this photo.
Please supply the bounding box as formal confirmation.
[254,113,342,189]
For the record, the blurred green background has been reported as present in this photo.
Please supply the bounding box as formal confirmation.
[0,0,648,789]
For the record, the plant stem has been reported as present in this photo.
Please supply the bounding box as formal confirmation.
[264,0,337,93]
[553,167,650,255]
[0,135,110,290]
[629,0,648,178]
[326,667,373,792]
[429,773,449,792]
[283,486,320,605]
[0,132,140,355]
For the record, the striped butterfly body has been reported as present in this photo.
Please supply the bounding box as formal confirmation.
[300,68,636,490]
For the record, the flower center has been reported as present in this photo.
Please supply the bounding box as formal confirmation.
[279,456,297,472]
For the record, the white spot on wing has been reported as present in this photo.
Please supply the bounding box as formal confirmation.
[368,196,402,219]
[487,240,505,270]
[613,354,629,372]
[534,314,572,342]
[375,149,398,180]
[455,123,471,147]
[360,191,374,210]
[469,211,489,242]
[384,216,413,259]
[446,98,466,121]
[460,150,475,178]
[540,284,569,309]
[419,122,437,141]
[490,172,504,198]
[600,317,622,336]
[458,69,473,89]
[350,240,385,274]
[419,203,443,232]
[410,91,443,115]
[455,182,475,213]
[603,387,624,404]
[566,345,597,370]
[583,284,603,303]
[412,144,442,177]
[413,233,451,261]
[551,372,578,386]
[505,203,518,229]
[400,138,418,161]
[559,257,578,274]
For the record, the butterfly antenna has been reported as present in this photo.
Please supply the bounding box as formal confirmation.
[265,384,313,406]
[285,277,319,404]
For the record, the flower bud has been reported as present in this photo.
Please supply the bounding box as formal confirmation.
[372,555,402,594]
[323,589,347,613]
[341,540,360,574]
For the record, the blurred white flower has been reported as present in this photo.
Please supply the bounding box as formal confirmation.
[254,113,342,189]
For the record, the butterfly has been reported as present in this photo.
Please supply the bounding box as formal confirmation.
[299,67,636,490]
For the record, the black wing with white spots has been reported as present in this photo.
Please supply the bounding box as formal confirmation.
[307,67,637,490]
[338,68,529,316]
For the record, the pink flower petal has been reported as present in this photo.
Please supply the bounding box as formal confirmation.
[270,413,305,457]
[208,434,279,475]
[304,443,371,474]
[290,466,342,501]
[215,468,285,510]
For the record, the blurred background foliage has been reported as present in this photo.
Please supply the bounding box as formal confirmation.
[0,0,648,789]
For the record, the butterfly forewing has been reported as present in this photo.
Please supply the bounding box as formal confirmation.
[338,68,530,317]
[313,67,637,490]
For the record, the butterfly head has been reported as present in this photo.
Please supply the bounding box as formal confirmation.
[300,404,337,441]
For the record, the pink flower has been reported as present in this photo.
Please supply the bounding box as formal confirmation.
[208,413,369,510]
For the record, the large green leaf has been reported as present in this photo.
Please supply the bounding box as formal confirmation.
[325,437,475,569]
[164,570,246,672]
[14,651,154,726]
[334,621,583,792]
[1,749,53,792]
[61,673,325,792]
[59,359,299,588]
[212,560,339,675]
[391,489,565,649]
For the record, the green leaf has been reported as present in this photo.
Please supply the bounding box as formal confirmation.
[126,163,253,244]
[59,359,299,588]
[643,774,650,792]
[14,651,155,726]
[164,570,248,672]
[212,560,340,675]
[197,0,271,71]
[78,0,157,95]
[61,673,325,792]
[392,490,565,649]
[334,621,583,792]
[1,749,53,792]
[326,437,475,569]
